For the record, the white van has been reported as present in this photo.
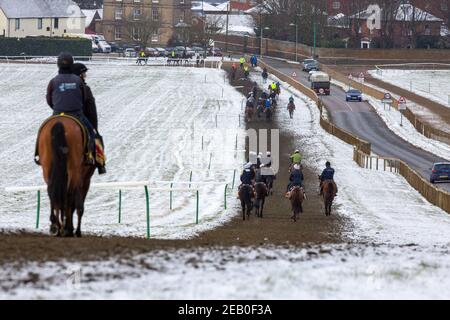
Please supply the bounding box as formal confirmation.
[310,72,331,95]
[64,33,99,53]
[93,35,111,53]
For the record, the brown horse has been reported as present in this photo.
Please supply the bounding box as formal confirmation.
[245,106,254,123]
[238,184,254,221]
[321,180,337,216]
[289,186,304,222]
[37,117,95,237]
[254,182,268,218]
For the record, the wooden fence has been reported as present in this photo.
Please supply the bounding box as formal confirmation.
[353,147,450,214]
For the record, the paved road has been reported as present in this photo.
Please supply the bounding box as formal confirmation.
[262,57,450,192]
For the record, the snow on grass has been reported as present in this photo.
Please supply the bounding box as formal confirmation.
[369,69,450,107]
[332,79,450,161]
[3,244,450,299]
[0,63,245,239]
[251,71,450,246]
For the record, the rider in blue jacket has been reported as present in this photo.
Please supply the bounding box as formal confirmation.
[240,163,255,186]
[287,164,304,192]
[320,161,335,182]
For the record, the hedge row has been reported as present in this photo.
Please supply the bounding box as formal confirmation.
[0,37,92,56]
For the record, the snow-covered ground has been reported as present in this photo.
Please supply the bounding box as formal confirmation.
[0,63,245,239]
[369,69,450,108]
[252,71,450,246]
[332,79,450,161]
[4,244,450,299]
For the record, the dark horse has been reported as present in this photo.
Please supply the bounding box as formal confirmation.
[289,186,305,222]
[254,182,268,218]
[265,107,273,122]
[245,106,254,123]
[287,102,295,119]
[264,174,275,196]
[238,184,254,220]
[321,180,337,216]
[37,117,95,237]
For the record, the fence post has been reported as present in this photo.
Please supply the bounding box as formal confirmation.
[145,186,150,239]
[235,134,238,150]
[170,182,174,210]
[189,171,193,188]
[118,189,122,224]
[196,190,199,224]
[208,153,212,170]
[202,135,204,151]
[36,190,41,229]
[215,114,218,128]
[232,169,236,189]
[224,184,228,209]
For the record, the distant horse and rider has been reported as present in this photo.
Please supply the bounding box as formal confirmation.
[35,53,106,237]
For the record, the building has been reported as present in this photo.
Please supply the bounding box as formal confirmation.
[0,0,85,38]
[229,0,256,13]
[101,0,191,46]
[73,0,103,9]
[348,3,443,48]
[83,8,103,34]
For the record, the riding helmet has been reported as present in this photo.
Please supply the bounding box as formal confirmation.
[57,52,74,71]
[326,161,331,167]
[72,63,88,76]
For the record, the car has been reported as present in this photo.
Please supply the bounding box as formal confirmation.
[430,163,450,183]
[304,61,319,72]
[155,47,167,56]
[123,48,137,58]
[109,42,123,53]
[192,46,206,56]
[345,89,363,102]
[208,47,223,57]
[302,58,316,70]
[145,47,159,57]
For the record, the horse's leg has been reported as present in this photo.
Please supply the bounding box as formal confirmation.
[261,197,265,218]
[242,201,246,221]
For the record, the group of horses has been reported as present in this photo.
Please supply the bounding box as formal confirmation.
[244,85,280,123]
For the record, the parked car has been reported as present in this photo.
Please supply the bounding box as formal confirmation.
[345,89,363,102]
[430,163,450,183]
[123,48,137,58]
[155,47,167,56]
[145,47,159,57]
[94,35,111,53]
[109,42,123,54]
[208,47,223,57]
[192,46,206,56]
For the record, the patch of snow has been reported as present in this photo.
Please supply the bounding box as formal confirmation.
[0,64,245,239]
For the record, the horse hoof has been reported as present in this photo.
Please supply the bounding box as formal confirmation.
[49,224,59,236]
[76,230,82,238]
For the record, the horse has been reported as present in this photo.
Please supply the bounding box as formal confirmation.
[264,174,275,196]
[289,186,305,222]
[287,102,295,119]
[238,184,254,221]
[245,106,254,123]
[265,107,273,122]
[254,182,268,218]
[321,180,337,216]
[37,117,95,237]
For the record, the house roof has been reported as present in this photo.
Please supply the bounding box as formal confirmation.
[0,0,85,19]
[81,8,102,27]
[350,4,442,22]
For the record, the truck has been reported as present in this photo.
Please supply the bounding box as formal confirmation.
[310,72,331,95]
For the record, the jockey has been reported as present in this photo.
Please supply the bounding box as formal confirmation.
[290,150,302,165]
[289,96,295,104]
[262,68,269,83]
[46,52,97,167]
[257,152,263,169]
[265,99,271,110]
[320,161,337,195]
[287,164,304,193]
[261,91,268,100]
[252,82,258,98]
[72,63,106,175]
[270,82,277,92]
[240,162,255,187]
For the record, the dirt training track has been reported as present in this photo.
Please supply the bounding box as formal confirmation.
[0,65,348,265]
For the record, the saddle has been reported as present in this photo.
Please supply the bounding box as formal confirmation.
[34,114,89,165]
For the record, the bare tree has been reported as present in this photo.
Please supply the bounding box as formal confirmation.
[190,15,223,48]
[122,10,161,49]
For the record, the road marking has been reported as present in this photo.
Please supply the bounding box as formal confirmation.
[345,102,353,112]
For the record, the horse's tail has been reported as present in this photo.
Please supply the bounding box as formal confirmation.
[48,122,68,210]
